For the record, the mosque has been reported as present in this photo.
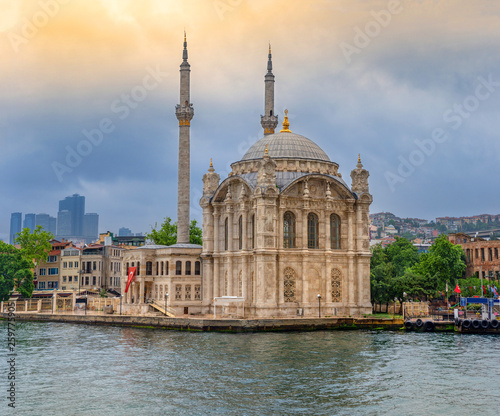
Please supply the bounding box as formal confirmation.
[121,37,373,317]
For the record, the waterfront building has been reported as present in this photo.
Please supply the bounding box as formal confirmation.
[60,247,82,291]
[448,233,500,279]
[122,37,372,317]
[80,244,123,293]
[35,240,73,290]
[9,212,22,244]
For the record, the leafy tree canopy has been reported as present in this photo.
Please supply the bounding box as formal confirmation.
[15,226,53,267]
[146,217,202,246]
[0,241,34,301]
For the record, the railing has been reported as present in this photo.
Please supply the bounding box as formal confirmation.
[151,299,176,317]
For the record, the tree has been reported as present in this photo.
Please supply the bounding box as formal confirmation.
[146,217,203,246]
[0,242,34,301]
[189,220,203,245]
[412,234,466,289]
[15,226,53,267]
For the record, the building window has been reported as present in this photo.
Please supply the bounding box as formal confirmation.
[166,261,169,275]
[224,217,229,251]
[38,282,46,289]
[69,276,72,282]
[137,262,140,275]
[75,261,78,268]
[175,284,182,300]
[251,214,255,249]
[330,214,341,249]
[48,281,58,289]
[331,268,342,302]
[185,285,192,300]
[93,261,96,271]
[195,261,201,276]
[63,276,67,282]
[185,261,191,276]
[176,261,182,276]
[194,285,201,300]
[48,268,59,275]
[284,267,296,302]
[69,261,73,268]
[92,276,96,286]
[238,216,243,250]
[39,268,46,276]
[63,262,68,268]
[74,276,78,282]
[161,261,164,275]
[155,262,158,275]
[146,262,153,276]
[85,276,89,285]
[307,213,319,249]
[47,255,57,262]
[283,211,296,248]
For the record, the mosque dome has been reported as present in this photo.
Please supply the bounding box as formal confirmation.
[241,131,331,162]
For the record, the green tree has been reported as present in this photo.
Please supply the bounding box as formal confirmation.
[412,234,466,288]
[146,217,203,245]
[0,242,34,300]
[15,226,53,267]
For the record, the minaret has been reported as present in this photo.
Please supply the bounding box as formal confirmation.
[175,32,194,244]
[260,43,278,135]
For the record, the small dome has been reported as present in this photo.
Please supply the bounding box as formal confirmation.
[241,132,330,162]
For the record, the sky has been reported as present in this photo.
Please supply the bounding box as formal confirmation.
[1,0,500,241]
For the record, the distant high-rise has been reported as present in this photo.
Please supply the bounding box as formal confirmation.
[35,214,56,234]
[23,213,36,232]
[49,217,56,235]
[57,210,72,237]
[9,212,22,244]
[58,194,85,237]
[118,227,132,237]
[83,213,99,241]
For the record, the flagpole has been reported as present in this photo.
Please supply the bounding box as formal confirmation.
[481,265,484,297]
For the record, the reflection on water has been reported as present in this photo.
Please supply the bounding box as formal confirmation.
[1,322,499,416]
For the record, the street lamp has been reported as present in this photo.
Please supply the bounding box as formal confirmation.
[165,292,169,316]
[317,294,321,318]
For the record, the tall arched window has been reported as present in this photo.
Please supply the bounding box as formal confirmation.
[195,261,201,275]
[224,217,229,251]
[185,261,191,275]
[166,261,169,275]
[330,214,341,249]
[251,214,255,249]
[176,261,182,275]
[238,215,243,250]
[283,211,296,248]
[146,261,152,276]
[307,213,319,249]
[284,267,297,302]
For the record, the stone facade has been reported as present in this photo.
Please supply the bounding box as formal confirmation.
[199,140,373,317]
[449,233,500,279]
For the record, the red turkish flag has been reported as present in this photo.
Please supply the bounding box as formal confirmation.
[125,267,137,293]
[454,284,461,294]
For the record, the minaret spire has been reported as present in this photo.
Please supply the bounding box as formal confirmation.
[175,33,194,244]
[260,43,278,136]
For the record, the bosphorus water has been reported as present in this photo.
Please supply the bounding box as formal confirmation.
[2,321,499,415]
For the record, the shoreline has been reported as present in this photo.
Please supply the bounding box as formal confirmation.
[1,312,408,332]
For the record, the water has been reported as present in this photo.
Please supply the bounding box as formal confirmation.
[1,321,499,415]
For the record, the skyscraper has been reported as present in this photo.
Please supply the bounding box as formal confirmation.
[35,214,56,234]
[9,212,22,244]
[83,213,99,241]
[58,194,85,237]
[23,213,36,232]
[57,210,72,237]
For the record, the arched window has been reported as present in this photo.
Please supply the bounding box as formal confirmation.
[155,261,159,275]
[251,214,255,249]
[224,217,229,251]
[284,267,296,302]
[330,214,341,249]
[238,215,243,250]
[283,211,296,248]
[195,261,201,275]
[161,261,164,275]
[307,213,319,249]
[185,261,191,275]
[331,268,342,302]
[146,261,152,276]
[176,261,182,276]
[166,261,169,275]
[137,261,140,275]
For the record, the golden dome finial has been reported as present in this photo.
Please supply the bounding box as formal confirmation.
[358,154,361,163]
[184,30,186,42]
[210,158,213,167]
[269,42,271,54]
[280,109,291,133]
[265,144,268,154]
